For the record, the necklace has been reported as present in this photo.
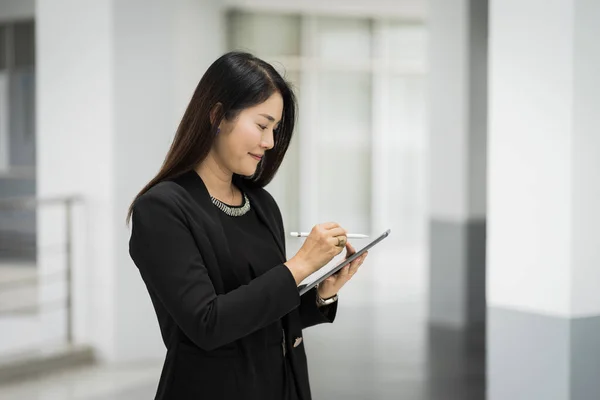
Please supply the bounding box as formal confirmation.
[210,192,251,217]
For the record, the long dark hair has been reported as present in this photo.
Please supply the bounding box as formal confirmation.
[126,51,297,224]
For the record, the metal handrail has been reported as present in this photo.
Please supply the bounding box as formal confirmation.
[0,194,83,345]
[0,195,83,210]
[0,268,67,290]
[0,298,68,316]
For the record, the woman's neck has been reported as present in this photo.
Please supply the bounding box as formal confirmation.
[195,154,237,203]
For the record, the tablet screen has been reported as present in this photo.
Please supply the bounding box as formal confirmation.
[297,229,391,295]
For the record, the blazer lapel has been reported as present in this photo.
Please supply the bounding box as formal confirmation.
[240,182,286,261]
[173,171,249,290]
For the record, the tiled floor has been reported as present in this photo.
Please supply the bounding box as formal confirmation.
[0,360,162,399]
[0,246,486,399]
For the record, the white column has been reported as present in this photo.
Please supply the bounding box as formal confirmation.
[488,0,600,398]
[37,0,115,358]
[427,0,488,329]
[37,0,225,362]
[111,0,225,362]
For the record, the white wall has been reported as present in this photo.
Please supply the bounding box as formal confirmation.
[37,0,225,362]
[487,0,572,317]
[571,0,600,317]
[487,0,600,317]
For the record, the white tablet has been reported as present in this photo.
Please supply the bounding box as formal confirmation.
[297,229,391,296]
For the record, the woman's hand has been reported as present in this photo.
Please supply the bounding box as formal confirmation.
[285,222,348,285]
[317,241,368,299]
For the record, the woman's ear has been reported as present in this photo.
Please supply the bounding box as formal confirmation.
[209,102,223,127]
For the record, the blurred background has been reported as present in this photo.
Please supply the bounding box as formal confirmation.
[1,0,599,399]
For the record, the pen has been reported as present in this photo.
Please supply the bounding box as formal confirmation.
[289,232,369,239]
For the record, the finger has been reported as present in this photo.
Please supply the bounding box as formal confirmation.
[345,241,356,256]
[341,265,351,277]
[334,243,346,256]
[357,254,368,268]
[350,257,362,273]
[350,253,366,272]
[320,222,340,230]
[326,227,347,238]
[354,256,364,267]
[327,235,348,247]
[349,259,361,274]
[348,252,364,266]
[327,235,347,248]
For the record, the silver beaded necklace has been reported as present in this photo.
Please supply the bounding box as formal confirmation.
[210,192,251,217]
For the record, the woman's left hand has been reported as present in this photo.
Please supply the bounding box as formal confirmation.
[317,241,368,300]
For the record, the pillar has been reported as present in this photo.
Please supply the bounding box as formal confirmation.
[487,0,600,398]
[37,0,225,362]
[427,0,488,330]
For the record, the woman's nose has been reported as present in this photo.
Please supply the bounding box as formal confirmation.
[261,131,275,149]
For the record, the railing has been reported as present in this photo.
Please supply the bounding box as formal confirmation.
[0,195,82,350]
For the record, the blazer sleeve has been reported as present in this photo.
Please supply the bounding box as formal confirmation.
[129,190,301,351]
[299,286,338,329]
[264,189,339,329]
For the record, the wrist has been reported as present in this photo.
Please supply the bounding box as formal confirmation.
[316,289,338,307]
[284,256,313,285]
[317,285,337,301]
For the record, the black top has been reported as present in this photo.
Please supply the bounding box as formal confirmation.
[214,197,299,400]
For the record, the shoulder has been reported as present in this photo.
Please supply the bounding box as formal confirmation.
[132,181,189,220]
[129,182,196,260]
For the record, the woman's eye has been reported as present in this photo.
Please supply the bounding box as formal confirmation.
[258,124,267,130]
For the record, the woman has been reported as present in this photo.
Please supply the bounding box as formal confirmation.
[127,51,368,400]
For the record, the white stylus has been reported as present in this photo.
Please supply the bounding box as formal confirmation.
[289,232,369,239]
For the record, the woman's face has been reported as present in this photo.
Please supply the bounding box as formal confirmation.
[214,92,283,177]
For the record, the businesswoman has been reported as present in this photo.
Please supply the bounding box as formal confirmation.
[126,51,368,400]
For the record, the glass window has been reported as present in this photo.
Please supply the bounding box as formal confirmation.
[0,26,6,71]
[228,11,301,58]
[0,20,36,171]
[315,17,372,62]
[385,74,427,245]
[227,11,427,249]
[386,22,427,66]
[316,71,372,232]
[14,21,35,68]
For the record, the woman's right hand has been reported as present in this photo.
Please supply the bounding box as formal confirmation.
[285,222,347,285]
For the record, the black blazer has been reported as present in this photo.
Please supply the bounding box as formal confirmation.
[129,171,338,400]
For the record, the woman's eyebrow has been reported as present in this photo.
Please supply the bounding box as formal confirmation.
[259,113,276,122]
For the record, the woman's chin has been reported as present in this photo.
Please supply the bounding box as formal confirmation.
[236,166,258,177]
